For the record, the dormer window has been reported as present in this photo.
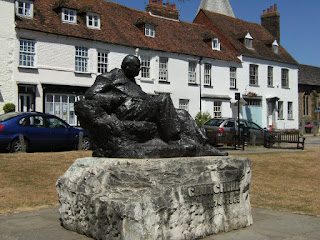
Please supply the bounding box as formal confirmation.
[145,23,155,38]
[212,38,220,51]
[272,40,279,54]
[87,13,100,29]
[244,33,253,49]
[62,8,77,24]
[15,0,33,18]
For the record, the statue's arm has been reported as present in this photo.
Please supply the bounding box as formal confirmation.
[85,73,114,99]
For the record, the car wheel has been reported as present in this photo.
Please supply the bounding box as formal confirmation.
[10,138,28,153]
[82,137,91,150]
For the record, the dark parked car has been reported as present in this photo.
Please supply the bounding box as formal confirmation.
[0,112,90,152]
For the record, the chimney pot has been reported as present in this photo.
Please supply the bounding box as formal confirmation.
[274,4,277,12]
[166,2,169,7]
[270,6,273,12]
[267,8,270,13]
[263,9,266,14]
[160,0,162,6]
[172,4,176,10]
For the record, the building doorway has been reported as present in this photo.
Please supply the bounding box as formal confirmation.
[18,93,34,112]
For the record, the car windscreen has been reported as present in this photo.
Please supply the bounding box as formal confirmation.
[204,119,225,126]
[0,112,22,122]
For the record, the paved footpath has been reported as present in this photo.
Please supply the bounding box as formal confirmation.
[0,207,319,240]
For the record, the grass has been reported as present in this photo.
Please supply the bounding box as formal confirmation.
[0,147,319,216]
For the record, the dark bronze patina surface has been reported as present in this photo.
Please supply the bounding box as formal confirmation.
[75,55,227,158]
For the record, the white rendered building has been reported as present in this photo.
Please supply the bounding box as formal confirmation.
[0,0,299,130]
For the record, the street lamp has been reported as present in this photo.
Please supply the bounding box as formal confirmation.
[235,92,241,142]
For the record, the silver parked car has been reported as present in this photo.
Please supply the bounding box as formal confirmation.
[218,118,265,144]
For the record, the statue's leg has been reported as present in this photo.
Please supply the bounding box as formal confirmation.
[151,94,181,142]
[117,95,181,142]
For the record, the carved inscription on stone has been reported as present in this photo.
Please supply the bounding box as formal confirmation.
[184,181,241,208]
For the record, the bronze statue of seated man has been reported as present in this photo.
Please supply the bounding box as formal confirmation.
[75,55,227,158]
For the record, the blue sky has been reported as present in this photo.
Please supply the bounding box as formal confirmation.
[108,0,319,67]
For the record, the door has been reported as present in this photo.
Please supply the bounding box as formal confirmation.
[267,101,276,128]
[247,121,264,144]
[45,116,75,149]
[19,93,34,112]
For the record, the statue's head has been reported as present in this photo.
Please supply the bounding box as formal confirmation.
[121,55,141,78]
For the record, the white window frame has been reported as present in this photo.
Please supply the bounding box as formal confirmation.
[287,102,293,119]
[179,99,189,112]
[278,101,283,119]
[230,67,237,89]
[159,57,168,82]
[45,94,77,126]
[15,0,33,18]
[62,8,77,24]
[140,56,151,79]
[87,13,100,29]
[245,33,253,49]
[213,101,222,118]
[268,66,273,87]
[204,63,211,86]
[19,39,35,68]
[212,38,220,51]
[272,40,279,54]
[145,24,155,38]
[281,68,289,88]
[97,50,108,74]
[249,64,259,86]
[188,61,197,84]
[75,46,88,73]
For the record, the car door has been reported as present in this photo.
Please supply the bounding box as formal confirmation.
[19,115,51,149]
[45,116,75,149]
[247,121,264,144]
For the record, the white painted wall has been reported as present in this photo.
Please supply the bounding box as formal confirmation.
[235,56,299,129]
[0,0,16,112]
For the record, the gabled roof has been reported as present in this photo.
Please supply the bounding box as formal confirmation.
[15,0,240,63]
[194,9,298,65]
[299,64,320,86]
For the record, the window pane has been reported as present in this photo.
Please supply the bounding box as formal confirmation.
[188,61,196,84]
[19,39,35,67]
[179,99,189,112]
[204,64,211,85]
[230,67,236,88]
[75,46,88,72]
[159,57,168,81]
[141,56,150,78]
[98,51,108,74]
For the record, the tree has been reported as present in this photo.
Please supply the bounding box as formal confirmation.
[195,111,211,127]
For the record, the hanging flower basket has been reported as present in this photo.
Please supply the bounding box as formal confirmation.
[247,91,257,97]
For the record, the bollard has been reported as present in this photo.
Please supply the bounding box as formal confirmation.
[19,134,26,152]
[78,132,84,150]
[251,134,256,146]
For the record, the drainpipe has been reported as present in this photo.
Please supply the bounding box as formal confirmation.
[199,57,203,113]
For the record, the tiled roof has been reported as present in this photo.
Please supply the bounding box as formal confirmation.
[15,0,240,63]
[299,64,320,86]
[194,10,298,65]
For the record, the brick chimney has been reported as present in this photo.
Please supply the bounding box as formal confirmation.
[146,0,179,20]
[261,4,280,43]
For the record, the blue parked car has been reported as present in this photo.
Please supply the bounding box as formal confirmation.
[0,112,90,152]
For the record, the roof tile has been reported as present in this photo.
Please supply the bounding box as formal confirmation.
[16,0,240,63]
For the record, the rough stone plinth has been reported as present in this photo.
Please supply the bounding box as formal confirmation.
[56,157,252,240]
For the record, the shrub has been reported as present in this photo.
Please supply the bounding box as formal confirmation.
[3,103,16,113]
[195,111,211,127]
